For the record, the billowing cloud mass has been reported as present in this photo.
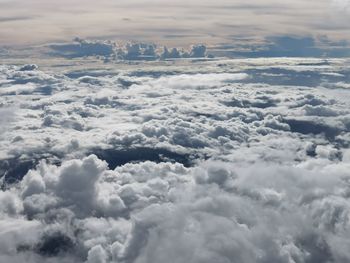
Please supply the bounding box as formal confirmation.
[48,38,209,60]
[1,57,350,263]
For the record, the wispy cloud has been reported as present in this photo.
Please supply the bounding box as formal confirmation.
[0,16,34,23]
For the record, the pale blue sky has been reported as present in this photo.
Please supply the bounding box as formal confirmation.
[0,0,349,46]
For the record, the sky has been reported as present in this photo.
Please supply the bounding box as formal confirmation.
[0,0,350,47]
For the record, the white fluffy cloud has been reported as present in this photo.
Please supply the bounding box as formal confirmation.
[1,155,350,262]
[0,57,350,262]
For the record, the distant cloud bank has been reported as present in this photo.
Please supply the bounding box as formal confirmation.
[211,36,350,58]
[43,35,350,61]
[48,38,210,61]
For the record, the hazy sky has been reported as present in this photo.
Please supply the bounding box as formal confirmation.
[0,0,349,46]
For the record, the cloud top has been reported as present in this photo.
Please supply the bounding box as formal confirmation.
[0,58,350,262]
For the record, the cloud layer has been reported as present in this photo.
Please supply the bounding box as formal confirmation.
[0,58,350,262]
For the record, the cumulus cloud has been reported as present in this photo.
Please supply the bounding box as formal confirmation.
[47,38,210,61]
[1,154,350,262]
[0,58,350,262]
